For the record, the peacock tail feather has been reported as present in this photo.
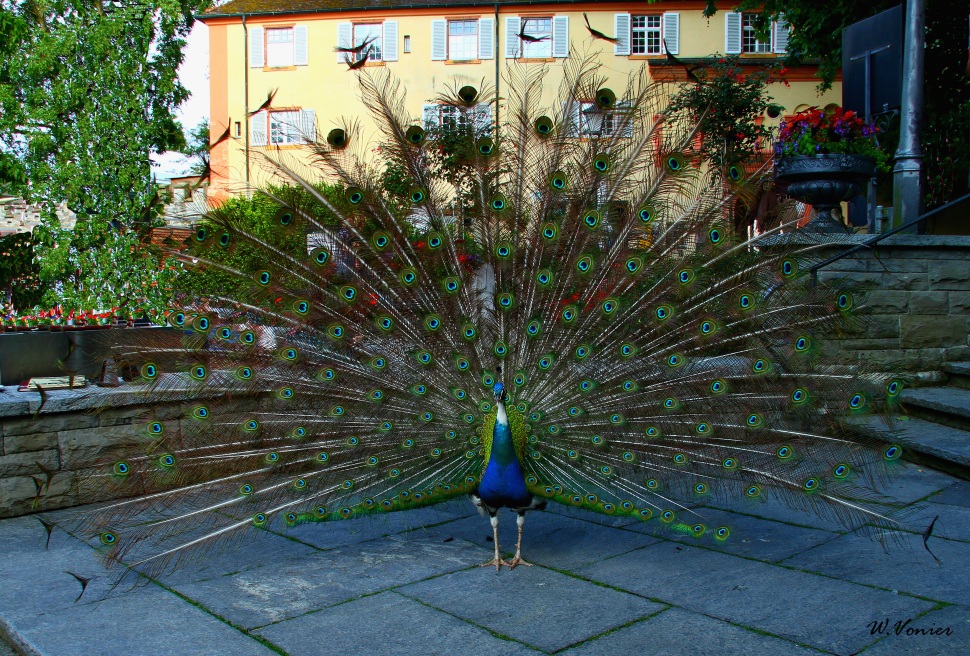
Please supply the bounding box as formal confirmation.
[62,55,907,579]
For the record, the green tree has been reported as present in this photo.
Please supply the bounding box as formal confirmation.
[0,1,212,315]
[183,119,210,177]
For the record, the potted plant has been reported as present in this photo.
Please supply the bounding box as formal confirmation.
[774,107,887,232]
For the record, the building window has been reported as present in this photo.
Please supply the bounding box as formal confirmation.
[631,15,662,55]
[234,122,241,138]
[521,17,552,58]
[404,35,411,53]
[448,20,478,61]
[424,103,492,136]
[742,15,771,54]
[266,27,294,67]
[354,23,383,61]
[579,102,615,137]
[269,111,304,145]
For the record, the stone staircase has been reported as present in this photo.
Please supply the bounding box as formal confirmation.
[867,362,970,478]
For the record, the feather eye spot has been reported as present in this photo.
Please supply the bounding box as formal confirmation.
[240,484,254,496]
[722,457,738,469]
[576,255,593,273]
[191,365,208,381]
[795,336,810,352]
[497,293,514,310]
[536,269,553,287]
[317,452,329,463]
[476,136,494,155]
[278,387,294,399]
[637,204,655,223]
[727,163,745,182]
[148,422,164,435]
[739,294,753,310]
[372,232,390,250]
[645,426,660,438]
[622,380,637,392]
[219,232,231,247]
[593,153,611,173]
[100,532,117,545]
[574,344,591,359]
[311,248,329,266]
[462,323,477,339]
[782,259,797,276]
[428,233,443,249]
[661,510,675,522]
[696,423,710,434]
[694,483,708,495]
[399,268,417,285]
[568,406,581,416]
[535,116,554,135]
[610,413,625,425]
[639,509,653,520]
[256,271,271,286]
[665,152,685,172]
[673,453,687,464]
[590,435,604,446]
[538,355,553,370]
[752,359,769,373]
[292,426,307,438]
[443,277,461,293]
[526,320,542,337]
[455,357,470,371]
[327,128,348,148]
[494,341,508,357]
[849,393,867,410]
[236,366,253,380]
[192,405,209,419]
[253,514,267,527]
[550,171,568,190]
[425,315,441,330]
[416,351,433,365]
[837,292,853,311]
[169,312,185,327]
[141,363,158,379]
[709,227,723,244]
[663,397,679,409]
[482,373,494,387]
[319,368,336,382]
[330,405,345,416]
[113,462,130,476]
[746,485,762,498]
[620,343,637,357]
[513,373,526,386]
[711,379,726,394]
[242,331,256,345]
[490,195,507,212]
[218,327,232,340]
[194,227,207,242]
[646,479,659,489]
[541,223,558,240]
[887,380,902,396]
[678,268,695,284]
[625,256,643,274]
[595,88,616,109]
[833,464,850,479]
[579,380,594,392]
[600,465,613,476]
[409,187,426,204]
[667,354,684,367]
[602,299,618,314]
[246,420,261,432]
[328,324,346,339]
[803,478,819,491]
[777,446,793,460]
[746,414,763,427]
[406,125,425,144]
[582,210,600,229]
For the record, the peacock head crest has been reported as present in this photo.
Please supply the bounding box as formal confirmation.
[493,382,507,403]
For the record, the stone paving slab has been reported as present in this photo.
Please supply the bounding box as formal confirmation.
[860,603,970,655]
[928,480,970,508]
[576,541,937,655]
[397,566,665,653]
[865,416,970,469]
[169,530,484,629]
[560,606,826,655]
[902,387,970,421]
[256,591,541,655]
[781,531,970,605]
[11,586,278,656]
[895,502,970,542]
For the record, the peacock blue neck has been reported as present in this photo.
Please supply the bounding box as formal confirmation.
[478,398,531,508]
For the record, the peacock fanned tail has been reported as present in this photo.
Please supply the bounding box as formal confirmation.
[65,55,907,579]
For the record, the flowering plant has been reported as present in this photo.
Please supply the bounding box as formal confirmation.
[775,107,889,171]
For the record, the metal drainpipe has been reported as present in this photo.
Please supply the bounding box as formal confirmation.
[243,15,251,197]
[494,3,500,139]
[892,0,924,232]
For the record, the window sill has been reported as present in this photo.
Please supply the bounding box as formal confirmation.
[515,57,556,63]
[628,55,665,60]
[739,53,778,58]
[446,59,481,65]
[262,65,298,71]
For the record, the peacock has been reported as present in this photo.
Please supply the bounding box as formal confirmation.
[56,55,908,579]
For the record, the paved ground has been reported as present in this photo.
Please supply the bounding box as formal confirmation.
[1,462,968,656]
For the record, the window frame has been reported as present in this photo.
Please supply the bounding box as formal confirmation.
[264,25,295,68]
[631,15,662,56]
[741,14,771,54]
[353,22,384,62]
[268,110,304,146]
[520,16,553,59]
[447,19,479,61]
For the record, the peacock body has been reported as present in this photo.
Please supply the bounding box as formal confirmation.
[63,57,907,577]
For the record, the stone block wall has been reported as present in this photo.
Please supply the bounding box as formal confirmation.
[814,235,970,373]
[0,387,262,518]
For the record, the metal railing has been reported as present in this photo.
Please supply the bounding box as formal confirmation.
[809,192,970,287]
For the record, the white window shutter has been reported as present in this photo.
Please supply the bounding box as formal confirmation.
[663,13,680,55]
[431,19,447,61]
[422,104,439,130]
[250,111,267,146]
[773,16,790,54]
[383,21,398,61]
[300,109,316,143]
[473,103,492,134]
[552,16,569,58]
[249,27,264,67]
[479,17,495,59]
[294,25,309,66]
[336,22,352,63]
[614,14,630,56]
[505,16,520,59]
[725,12,742,54]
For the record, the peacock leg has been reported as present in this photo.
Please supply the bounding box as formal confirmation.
[508,512,534,569]
[479,512,511,571]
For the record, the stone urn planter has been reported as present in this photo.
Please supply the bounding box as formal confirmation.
[774,154,875,233]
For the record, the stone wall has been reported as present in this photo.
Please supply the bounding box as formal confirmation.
[813,235,970,373]
[0,386,262,518]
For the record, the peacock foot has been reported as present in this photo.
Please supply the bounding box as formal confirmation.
[508,557,533,569]
[479,557,512,571]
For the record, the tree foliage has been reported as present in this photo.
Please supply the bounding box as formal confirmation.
[0,0,212,313]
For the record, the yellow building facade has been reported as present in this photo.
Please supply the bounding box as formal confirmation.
[200,0,840,202]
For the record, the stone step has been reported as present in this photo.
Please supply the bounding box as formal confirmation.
[862,416,970,479]
[943,361,970,390]
[900,386,970,431]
